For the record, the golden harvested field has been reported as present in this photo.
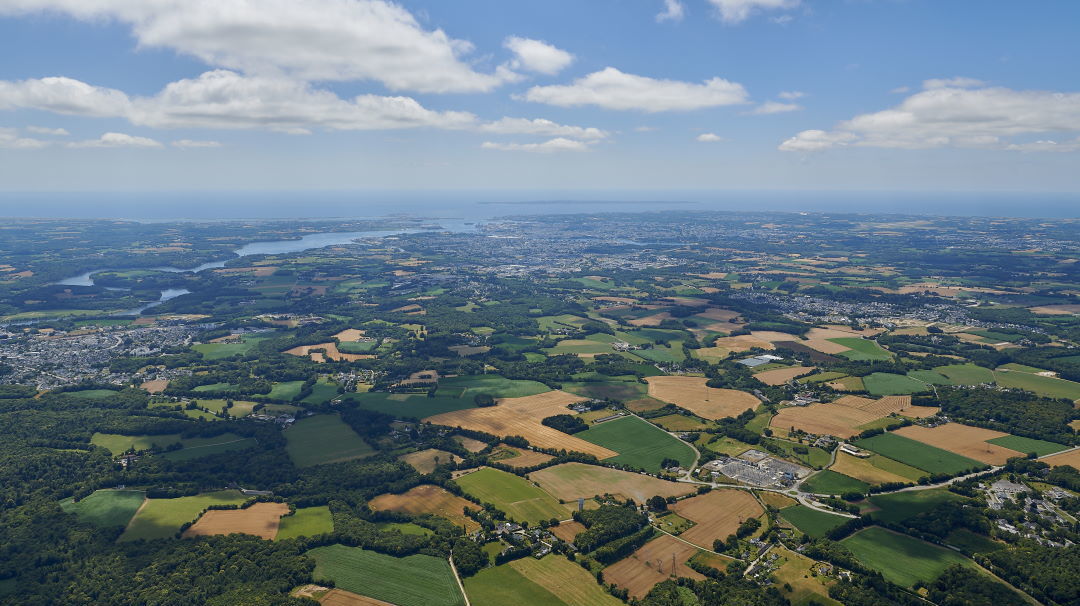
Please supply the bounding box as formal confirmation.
[604,534,705,598]
[550,521,586,542]
[706,334,775,353]
[369,485,480,532]
[283,342,375,362]
[510,555,624,606]
[754,366,815,386]
[770,403,878,438]
[530,463,694,504]
[757,491,797,509]
[491,446,555,468]
[900,405,941,418]
[1029,304,1080,316]
[827,376,864,391]
[182,502,290,540]
[829,452,912,485]
[893,424,1022,465]
[399,448,459,474]
[426,391,616,459]
[454,436,489,453]
[320,589,394,606]
[695,307,741,322]
[748,330,800,343]
[625,397,669,413]
[629,312,672,327]
[141,379,168,394]
[670,490,763,550]
[1041,448,1080,468]
[646,376,760,420]
[332,329,367,342]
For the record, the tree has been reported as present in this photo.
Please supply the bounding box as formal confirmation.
[647,495,668,512]
[473,393,496,407]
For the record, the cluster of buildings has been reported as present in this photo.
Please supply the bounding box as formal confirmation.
[703,449,812,488]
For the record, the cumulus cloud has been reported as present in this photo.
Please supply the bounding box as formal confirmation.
[777,91,804,100]
[26,125,69,135]
[172,139,222,148]
[67,132,163,148]
[696,133,723,142]
[503,37,573,76]
[522,67,748,112]
[707,0,800,24]
[923,77,986,90]
[0,76,132,116]
[481,137,591,153]
[656,0,686,22]
[779,80,1080,152]
[752,100,801,114]
[0,0,508,93]
[479,117,607,140]
[0,127,48,149]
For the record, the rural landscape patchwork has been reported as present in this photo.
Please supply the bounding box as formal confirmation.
[0,212,1078,605]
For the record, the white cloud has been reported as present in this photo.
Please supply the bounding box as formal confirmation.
[635,126,658,132]
[707,0,800,24]
[890,86,911,94]
[656,0,685,22]
[503,37,573,76]
[0,0,507,93]
[479,117,607,140]
[923,77,986,90]
[0,76,132,116]
[0,127,47,149]
[779,80,1080,151]
[481,137,591,153]
[752,101,801,114]
[777,91,804,100]
[26,125,69,135]
[1004,138,1080,153]
[172,139,222,148]
[522,67,748,112]
[68,132,163,148]
[696,133,723,142]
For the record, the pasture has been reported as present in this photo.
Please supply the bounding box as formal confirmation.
[669,489,763,550]
[192,334,271,360]
[855,433,984,475]
[369,485,480,532]
[488,445,554,468]
[308,545,465,606]
[829,452,922,485]
[575,415,696,473]
[348,392,476,419]
[771,547,841,606]
[455,468,565,524]
[828,338,893,361]
[862,373,931,396]
[987,435,1067,457]
[603,534,704,599]
[935,363,995,384]
[276,505,334,540]
[994,368,1080,400]
[436,375,550,399]
[464,562,563,606]
[91,432,181,455]
[800,470,869,495]
[841,527,974,588]
[779,505,848,538]
[892,424,1023,465]
[60,489,145,529]
[868,489,968,523]
[529,463,694,504]
[284,414,374,468]
[269,380,305,400]
[400,448,459,474]
[159,433,258,462]
[182,502,290,540]
[646,376,760,420]
[119,490,247,542]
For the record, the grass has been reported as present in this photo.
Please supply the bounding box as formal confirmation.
[762,438,832,468]
[862,373,931,396]
[192,335,272,360]
[575,415,696,473]
[771,547,841,606]
[308,544,464,606]
[192,383,237,393]
[907,370,955,385]
[866,454,927,482]
[436,375,550,399]
[855,433,985,475]
[561,380,647,401]
[501,555,623,606]
[376,522,434,536]
[455,468,565,524]
[780,505,849,538]
[630,343,686,363]
[347,392,478,419]
[284,414,374,468]
[63,388,119,400]
[159,433,258,462]
[986,435,1068,456]
[994,369,1080,400]
[828,338,893,361]
[799,371,847,384]
[301,378,340,405]
[841,526,974,588]
[276,506,334,540]
[120,490,247,541]
[268,380,305,400]
[945,528,1004,556]
[868,489,968,523]
[650,413,710,432]
[653,512,695,534]
[60,489,145,528]
[800,470,870,495]
[464,561,563,606]
[91,432,181,454]
[744,409,774,434]
[935,363,995,385]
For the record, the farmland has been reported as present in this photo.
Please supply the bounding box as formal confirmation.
[868,489,969,523]
[284,414,374,467]
[466,555,622,606]
[455,468,565,524]
[753,365,815,386]
[994,368,1080,400]
[400,448,459,473]
[575,415,696,473]
[771,547,841,606]
[60,489,145,529]
[436,375,550,399]
[603,534,705,598]
[645,376,760,420]
[119,490,247,542]
[369,485,481,532]
[276,505,334,540]
[779,505,849,538]
[489,445,555,468]
[529,463,695,504]
[668,489,763,550]
[986,435,1068,457]
[936,363,995,384]
[159,433,258,461]
[892,423,1023,465]
[182,502,290,539]
[349,392,477,419]
[308,544,465,606]
[829,452,923,484]
[800,470,870,495]
[862,372,931,396]
[841,527,974,588]
[855,432,984,475]
[91,432,182,454]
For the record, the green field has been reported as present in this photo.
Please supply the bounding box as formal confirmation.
[868,489,968,523]
[309,545,464,606]
[192,335,271,360]
[630,343,686,363]
[464,561,564,606]
[780,505,849,538]
[465,554,622,606]
[561,379,647,401]
[63,388,119,400]
[575,415,696,473]
[91,432,182,454]
[800,470,870,495]
[986,435,1069,457]
[799,371,847,384]
[376,522,434,537]
[268,380,305,400]
[159,433,259,461]
[935,363,995,385]
[192,382,238,393]
[855,433,985,475]
[455,468,565,524]
[761,438,832,468]
[194,399,257,417]
[995,369,1080,400]
[276,506,334,540]
[862,373,931,396]
[60,489,145,528]
[120,490,247,541]
[841,527,974,588]
[300,378,340,404]
[828,338,893,361]
[906,370,955,385]
[945,528,1004,556]
[866,454,927,481]
[347,392,478,419]
[284,414,375,468]
[436,375,550,399]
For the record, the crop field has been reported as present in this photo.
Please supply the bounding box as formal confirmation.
[757,491,797,509]
[369,485,480,532]
[319,588,395,606]
[454,435,489,452]
[892,424,1023,465]
[799,371,847,384]
[436,375,550,399]
[779,505,849,538]
[489,445,554,468]
[456,468,565,524]
[906,369,954,385]
[424,391,616,459]
[855,433,984,475]
[753,366,816,386]
[561,380,647,401]
[301,378,340,404]
[841,527,974,588]
[771,547,841,606]
[511,555,623,606]
[800,470,870,495]
[400,448,459,473]
[182,502,290,539]
[762,438,831,468]
[550,520,586,543]
[284,342,375,362]
[284,414,374,468]
[935,363,995,384]
[994,368,1080,400]
[60,489,145,529]
[348,392,476,419]
[868,489,968,523]
[603,534,705,599]
[646,376,760,420]
[276,505,333,540]
[529,463,694,504]
[464,561,564,606]
[862,373,931,396]
[91,432,182,454]
[770,403,878,439]
[308,545,464,606]
[575,416,696,473]
[120,490,247,542]
[159,433,258,461]
[828,338,893,361]
[1040,448,1080,469]
[269,380,305,400]
[669,489,763,550]
[829,452,921,485]
[650,413,710,432]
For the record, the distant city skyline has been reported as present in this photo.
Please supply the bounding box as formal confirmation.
[0,0,1078,194]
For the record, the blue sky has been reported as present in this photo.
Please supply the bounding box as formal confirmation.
[0,0,1078,194]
